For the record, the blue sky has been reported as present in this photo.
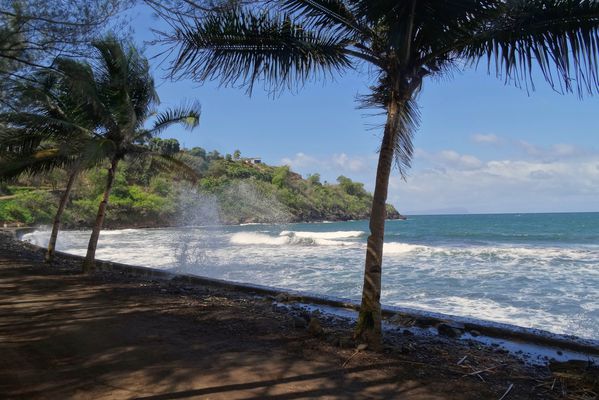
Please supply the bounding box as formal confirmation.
[131,6,599,214]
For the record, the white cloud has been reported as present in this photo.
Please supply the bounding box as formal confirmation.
[282,147,599,214]
[281,152,319,169]
[517,140,585,159]
[331,153,365,172]
[281,152,375,182]
[439,150,483,170]
[472,133,500,144]
[392,155,599,213]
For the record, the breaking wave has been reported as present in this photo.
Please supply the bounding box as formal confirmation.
[230,231,358,246]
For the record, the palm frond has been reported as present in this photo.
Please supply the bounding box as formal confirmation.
[0,112,94,139]
[53,57,116,130]
[0,147,75,180]
[168,8,353,94]
[123,143,201,183]
[277,0,368,38]
[391,98,419,179]
[148,102,202,135]
[149,153,202,184]
[456,0,599,96]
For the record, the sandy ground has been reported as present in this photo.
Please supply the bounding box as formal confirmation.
[0,236,573,399]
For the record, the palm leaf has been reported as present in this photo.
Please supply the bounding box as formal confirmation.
[277,0,369,38]
[149,153,202,183]
[148,102,202,135]
[168,8,353,93]
[455,0,599,95]
[0,146,74,180]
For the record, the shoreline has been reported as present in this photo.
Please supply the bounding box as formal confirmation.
[6,227,599,364]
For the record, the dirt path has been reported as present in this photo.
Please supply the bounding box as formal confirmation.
[0,241,559,399]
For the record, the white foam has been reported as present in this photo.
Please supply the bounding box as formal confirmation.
[384,242,428,254]
[279,230,364,240]
[230,232,355,247]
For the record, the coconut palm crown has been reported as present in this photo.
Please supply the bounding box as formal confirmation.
[164,0,599,347]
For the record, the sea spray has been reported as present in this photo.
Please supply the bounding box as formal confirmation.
[172,187,222,273]
[219,181,292,224]
[171,181,293,273]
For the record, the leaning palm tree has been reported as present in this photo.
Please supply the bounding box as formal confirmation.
[164,0,599,347]
[0,70,103,263]
[55,38,201,272]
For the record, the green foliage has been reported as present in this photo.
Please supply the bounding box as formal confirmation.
[1,151,401,226]
[188,146,206,159]
[0,190,56,224]
[271,166,290,189]
[150,138,181,155]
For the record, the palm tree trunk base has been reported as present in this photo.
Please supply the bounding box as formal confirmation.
[355,308,383,351]
[82,259,95,274]
[44,250,54,264]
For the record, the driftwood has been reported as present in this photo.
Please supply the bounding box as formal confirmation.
[497,383,513,400]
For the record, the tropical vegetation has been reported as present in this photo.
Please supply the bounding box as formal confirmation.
[1,147,401,227]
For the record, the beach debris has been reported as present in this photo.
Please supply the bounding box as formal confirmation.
[308,317,323,336]
[497,383,513,400]
[457,355,468,365]
[549,359,598,399]
[464,365,501,376]
[342,344,368,367]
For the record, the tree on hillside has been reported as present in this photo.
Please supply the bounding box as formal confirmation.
[150,138,181,155]
[71,37,201,272]
[161,0,599,347]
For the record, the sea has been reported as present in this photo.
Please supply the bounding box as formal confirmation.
[22,212,599,340]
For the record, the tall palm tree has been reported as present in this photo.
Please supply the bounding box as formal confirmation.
[164,0,599,347]
[55,38,202,272]
[0,70,103,263]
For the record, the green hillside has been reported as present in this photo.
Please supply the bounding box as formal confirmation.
[0,145,401,228]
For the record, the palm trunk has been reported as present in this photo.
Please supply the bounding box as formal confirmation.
[82,157,119,273]
[355,100,401,349]
[45,168,78,264]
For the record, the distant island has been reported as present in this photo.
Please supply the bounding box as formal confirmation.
[0,143,402,228]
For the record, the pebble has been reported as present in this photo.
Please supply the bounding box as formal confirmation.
[437,323,462,338]
[292,316,307,329]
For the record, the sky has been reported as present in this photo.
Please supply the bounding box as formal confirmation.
[130,6,598,215]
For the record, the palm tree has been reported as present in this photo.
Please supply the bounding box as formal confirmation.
[54,38,202,272]
[0,70,103,263]
[163,0,599,347]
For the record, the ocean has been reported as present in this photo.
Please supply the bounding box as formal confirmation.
[22,212,599,339]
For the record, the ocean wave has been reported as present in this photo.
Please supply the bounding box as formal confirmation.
[381,242,598,264]
[383,242,428,254]
[230,232,356,247]
[279,230,364,240]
